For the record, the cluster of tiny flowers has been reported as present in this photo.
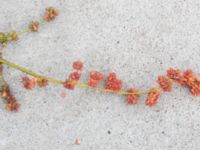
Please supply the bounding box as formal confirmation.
[104,73,123,91]
[126,88,140,104]
[167,68,200,96]
[29,7,58,32]
[182,70,200,96]
[145,88,160,107]
[29,21,40,32]
[167,68,186,86]
[22,76,48,90]
[157,76,173,92]
[1,85,19,112]
[88,71,103,87]
[43,7,59,22]
[63,61,83,89]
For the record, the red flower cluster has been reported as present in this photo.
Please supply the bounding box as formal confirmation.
[157,75,173,92]
[126,88,140,104]
[88,71,103,87]
[2,85,20,112]
[183,70,200,96]
[167,68,186,86]
[22,76,37,90]
[63,72,81,89]
[37,78,49,87]
[22,76,48,90]
[73,61,83,71]
[43,7,59,22]
[29,21,40,32]
[63,61,83,90]
[145,88,160,107]
[167,68,200,96]
[69,72,81,81]
[104,73,123,91]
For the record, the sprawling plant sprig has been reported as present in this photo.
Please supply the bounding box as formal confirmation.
[0,7,58,111]
[0,7,199,112]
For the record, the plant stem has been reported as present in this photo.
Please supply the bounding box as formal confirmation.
[0,58,161,95]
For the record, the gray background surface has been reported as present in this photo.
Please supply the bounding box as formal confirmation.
[0,0,200,149]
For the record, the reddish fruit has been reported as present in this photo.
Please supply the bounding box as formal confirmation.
[126,88,140,104]
[29,21,40,32]
[43,7,59,22]
[107,72,117,82]
[183,70,200,96]
[73,61,83,71]
[145,88,160,107]
[104,73,123,91]
[157,75,173,92]
[87,79,98,87]
[6,101,20,112]
[190,85,200,96]
[2,85,20,112]
[63,62,83,90]
[167,68,186,86]
[37,78,48,87]
[63,79,77,90]
[90,71,103,81]
[183,70,196,87]
[87,71,103,87]
[22,76,37,90]
[69,71,81,81]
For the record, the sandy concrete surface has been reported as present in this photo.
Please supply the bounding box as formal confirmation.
[0,0,200,149]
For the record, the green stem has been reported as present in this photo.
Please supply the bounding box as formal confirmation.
[0,58,62,85]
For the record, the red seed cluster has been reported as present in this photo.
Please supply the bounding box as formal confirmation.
[104,73,123,91]
[183,70,200,96]
[167,68,200,96]
[63,72,81,90]
[63,79,77,90]
[63,61,83,90]
[37,78,49,87]
[126,88,140,104]
[167,68,186,86]
[87,71,103,87]
[157,75,173,92]
[73,61,83,71]
[69,72,81,81]
[2,85,20,112]
[22,76,37,90]
[29,21,40,32]
[22,76,48,90]
[6,101,19,112]
[183,70,195,87]
[145,88,160,107]
[43,7,59,22]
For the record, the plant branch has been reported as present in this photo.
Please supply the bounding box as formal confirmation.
[0,58,161,95]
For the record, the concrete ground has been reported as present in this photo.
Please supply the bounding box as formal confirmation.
[0,0,200,149]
